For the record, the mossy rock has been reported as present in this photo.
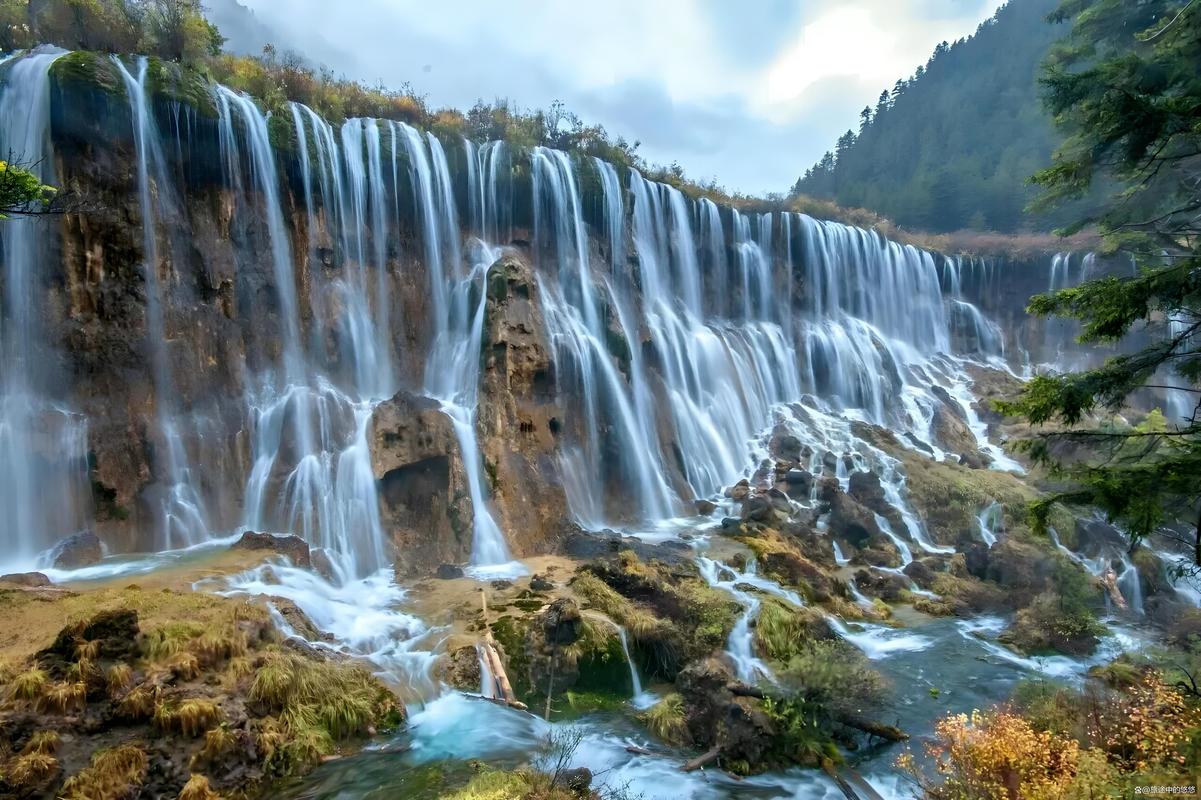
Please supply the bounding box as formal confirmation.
[144,58,217,117]
[51,51,127,98]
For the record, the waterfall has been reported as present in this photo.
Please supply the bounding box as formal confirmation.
[115,56,212,551]
[977,501,1002,547]
[0,48,91,570]
[698,557,803,684]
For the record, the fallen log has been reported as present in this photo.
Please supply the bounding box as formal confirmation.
[479,588,522,708]
[834,711,907,742]
[681,746,720,772]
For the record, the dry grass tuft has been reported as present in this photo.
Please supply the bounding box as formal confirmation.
[117,684,159,720]
[106,662,133,696]
[641,692,690,746]
[60,744,148,800]
[36,681,86,714]
[178,772,222,800]
[8,666,47,702]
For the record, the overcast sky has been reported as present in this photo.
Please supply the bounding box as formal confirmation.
[218,0,1008,195]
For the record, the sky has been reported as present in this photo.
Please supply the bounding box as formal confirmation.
[212,0,1008,196]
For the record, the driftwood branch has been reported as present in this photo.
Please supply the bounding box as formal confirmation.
[681,746,720,772]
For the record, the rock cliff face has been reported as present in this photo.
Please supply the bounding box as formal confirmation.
[3,55,1079,577]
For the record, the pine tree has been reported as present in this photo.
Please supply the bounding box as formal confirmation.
[1002,0,1201,566]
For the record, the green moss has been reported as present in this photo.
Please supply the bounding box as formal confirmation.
[489,616,532,701]
[568,619,631,698]
[900,450,1038,540]
[267,112,298,155]
[51,51,126,98]
[145,58,217,117]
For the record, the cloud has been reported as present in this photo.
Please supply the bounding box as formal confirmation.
[217,0,1006,194]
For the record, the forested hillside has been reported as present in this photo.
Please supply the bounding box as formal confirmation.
[792,0,1066,232]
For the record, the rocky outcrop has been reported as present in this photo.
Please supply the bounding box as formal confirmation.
[369,391,473,576]
[231,531,311,567]
[476,252,571,555]
[50,531,103,569]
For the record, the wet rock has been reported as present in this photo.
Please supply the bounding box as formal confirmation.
[766,488,792,514]
[768,428,803,462]
[903,432,936,455]
[741,495,774,523]
[491,579,514,591]
[435,564,465,580]
[271,598,330,641]
[562,529,693,565]
[929,388,990,469]
[443,644,483,691]
[853,569,909,602]
[782,468,813,499]
[847,470,886,511]
[694,499,718,516]
[542,598,582,645]
[903,559,937,590]
[725,479,751,501]
[821,481,881,548]
[963,541,991,579]
[0,571,51,587]
[820,451,839,475]
[310,547,337,582]
[676,655,776,769]
[529,574,554,592]
[37,609,140,677]
[51,530,103,569]
[232,531,312,568]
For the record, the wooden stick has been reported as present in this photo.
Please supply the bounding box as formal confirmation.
[681,746,720,772]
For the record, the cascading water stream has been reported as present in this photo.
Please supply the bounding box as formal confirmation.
[0,49,92,571]
[698,556,803,684]
[115,56,211,551]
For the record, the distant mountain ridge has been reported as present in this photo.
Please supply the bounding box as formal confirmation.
[792,0,1066,233]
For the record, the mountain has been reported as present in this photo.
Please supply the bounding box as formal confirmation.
[791,0,1066,233]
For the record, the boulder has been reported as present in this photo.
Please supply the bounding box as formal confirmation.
[741,495,774,523]
[0,571,51,587]
[51,530,103,569]
[782,468,813,499]
[821,483,881,548]
[530,573,555,592]
[435,564,465,580]
[903,559,938,590]
[310,547,338,582]
[562,528,692,565]
[232,531,312,568]
[676,656,777,770]
[768,428,803,462]
[442,644,484,692]
[725,479,751,501]
[854,569,909,602]
[694,499,718,516]
[542,598,583,645]
[848,470,887,511]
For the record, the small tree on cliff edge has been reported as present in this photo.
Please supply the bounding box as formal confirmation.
[1001,0,1201,566]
